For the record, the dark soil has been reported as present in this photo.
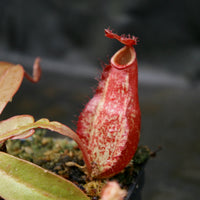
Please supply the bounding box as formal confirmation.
[4,130,150,199]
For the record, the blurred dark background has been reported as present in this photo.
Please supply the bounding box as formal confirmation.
[0,0,199,77]
[0,0,200,200]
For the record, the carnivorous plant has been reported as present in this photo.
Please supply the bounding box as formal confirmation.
[0,29,141,200]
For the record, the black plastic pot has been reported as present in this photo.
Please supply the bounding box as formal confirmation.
[125,163,146,200]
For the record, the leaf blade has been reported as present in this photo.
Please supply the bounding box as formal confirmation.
[0,152,90,200]
[0,65,24,114]
[0,115,35,143]
[0,117,91,174]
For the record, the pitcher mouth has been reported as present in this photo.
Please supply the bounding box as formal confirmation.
[111,46,136,70]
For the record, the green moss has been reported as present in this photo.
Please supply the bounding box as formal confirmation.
[6,129,151,199]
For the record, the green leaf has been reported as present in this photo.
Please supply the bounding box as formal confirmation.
[0,115,35,143]
[0,152,90,200]
[0,118,92,174]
